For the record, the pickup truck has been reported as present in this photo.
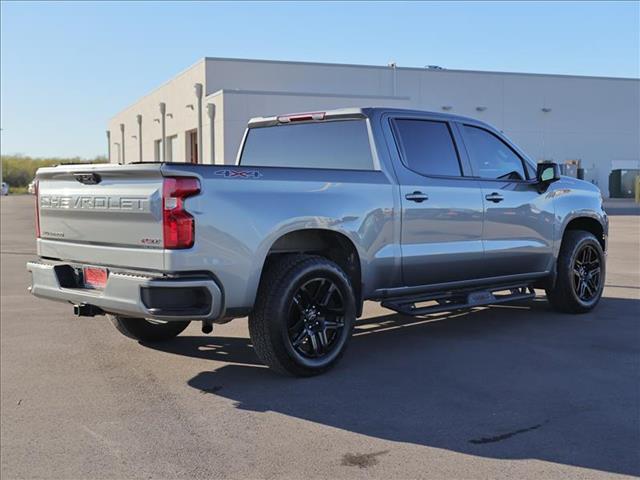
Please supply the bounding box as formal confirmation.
[27,107,607,376]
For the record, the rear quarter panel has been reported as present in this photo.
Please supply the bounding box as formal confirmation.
[161,164,399,312]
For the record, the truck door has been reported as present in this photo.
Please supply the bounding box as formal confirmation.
[458,123,555,277]
[388,116,485,287]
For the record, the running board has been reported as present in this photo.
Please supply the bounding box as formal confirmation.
[381,284,536,317]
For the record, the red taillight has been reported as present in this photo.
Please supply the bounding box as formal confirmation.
[163,177,200,249]
[34,181,41,238]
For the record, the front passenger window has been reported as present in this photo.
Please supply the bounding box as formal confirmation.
[463,125,527,180]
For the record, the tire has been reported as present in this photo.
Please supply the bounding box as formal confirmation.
[249,254,356,377]
[108,315,190,342]
[546,230,605,313]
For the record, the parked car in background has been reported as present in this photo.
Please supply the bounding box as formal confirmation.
[27,107,608,376]
[1,182,8,196]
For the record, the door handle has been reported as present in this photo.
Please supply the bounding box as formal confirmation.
[405,191,429,203]
[485,192,504,203]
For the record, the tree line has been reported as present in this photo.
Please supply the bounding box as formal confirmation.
[1,155,107,189]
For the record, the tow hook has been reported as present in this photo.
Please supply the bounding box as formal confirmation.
[202,320,213,334]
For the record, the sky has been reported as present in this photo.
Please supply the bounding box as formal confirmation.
[1,1,639,158]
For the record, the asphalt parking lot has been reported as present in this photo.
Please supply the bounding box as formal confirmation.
[1,195,639,479]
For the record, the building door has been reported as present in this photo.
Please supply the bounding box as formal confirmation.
[154,140,161,162]
[166,135,177,162]
[187,130,198,164]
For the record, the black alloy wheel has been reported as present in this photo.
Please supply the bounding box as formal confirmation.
[287,277,346,359]
[546,230,605,313]
[572,244,602,302]
[248,254,356,376]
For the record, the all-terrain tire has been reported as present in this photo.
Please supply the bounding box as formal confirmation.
[249,254,356,376]
[546,230,605,313]
[109,315,190,342]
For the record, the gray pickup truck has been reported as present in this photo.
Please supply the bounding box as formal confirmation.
[27,107,607,376]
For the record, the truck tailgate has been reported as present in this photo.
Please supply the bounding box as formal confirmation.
[36,164,166,270]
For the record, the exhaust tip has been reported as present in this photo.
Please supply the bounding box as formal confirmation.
[202,321,213,334]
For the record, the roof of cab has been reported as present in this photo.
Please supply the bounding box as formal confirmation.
[247,107,491,129]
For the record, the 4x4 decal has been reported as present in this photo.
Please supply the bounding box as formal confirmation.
[215,169,262,179]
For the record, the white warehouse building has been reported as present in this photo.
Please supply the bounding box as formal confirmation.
[108,57,640,196]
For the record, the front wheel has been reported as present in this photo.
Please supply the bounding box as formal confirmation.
[109,315,190,342]
[249,255,356,376]
[546,230,605,313]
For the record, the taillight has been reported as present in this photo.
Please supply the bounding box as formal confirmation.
[277,112,325,123]
[34,181,41,238]
[163,177,200,249]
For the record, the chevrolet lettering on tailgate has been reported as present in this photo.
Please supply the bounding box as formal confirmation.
[40,195,149,211]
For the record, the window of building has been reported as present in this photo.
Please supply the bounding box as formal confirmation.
[239,120,374,170]
[463,125,527,181]
[392,119,462,177]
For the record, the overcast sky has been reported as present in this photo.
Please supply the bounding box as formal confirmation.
[1,1,639,158]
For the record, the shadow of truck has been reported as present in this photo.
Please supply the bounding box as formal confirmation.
[147,296,640,476]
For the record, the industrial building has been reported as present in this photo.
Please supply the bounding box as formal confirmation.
[108,57,640,196]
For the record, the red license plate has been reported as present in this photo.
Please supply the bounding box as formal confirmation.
[83,267,108,289]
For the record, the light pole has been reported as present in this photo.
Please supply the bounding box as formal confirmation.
[195,84,203,164]
[106,130,111,163]
[120,124,125,164]
[207,104,215,164]
[136,115,143,162]
[160,103,166,162]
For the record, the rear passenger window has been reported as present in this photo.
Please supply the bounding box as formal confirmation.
[463,125,527,181]
[239,120,374,170]
[392,119,462,177]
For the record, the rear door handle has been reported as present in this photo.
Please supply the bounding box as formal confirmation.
[405,191,429,203]
[485,192,504,203]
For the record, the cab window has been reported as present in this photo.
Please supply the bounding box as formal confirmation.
[240,120,374,170]
[463,125,527,181]
[392,119,462,177]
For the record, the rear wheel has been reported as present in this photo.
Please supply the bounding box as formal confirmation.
[546,230,605,313]
[109,315,190,342]
[249,255,356,376]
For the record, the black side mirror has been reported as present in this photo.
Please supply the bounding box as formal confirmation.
[536,162,561,185]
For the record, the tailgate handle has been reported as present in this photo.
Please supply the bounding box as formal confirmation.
[73,172,101,185]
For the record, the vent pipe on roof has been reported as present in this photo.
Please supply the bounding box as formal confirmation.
[388,62,397,96]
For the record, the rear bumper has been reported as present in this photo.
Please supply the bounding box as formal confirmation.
[26,261,223,322]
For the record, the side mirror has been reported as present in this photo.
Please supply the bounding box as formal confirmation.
[536,162,561,185]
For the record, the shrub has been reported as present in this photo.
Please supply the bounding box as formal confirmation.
[1,155,107,188]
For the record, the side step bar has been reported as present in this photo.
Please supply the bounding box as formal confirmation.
[381,284,536,317]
